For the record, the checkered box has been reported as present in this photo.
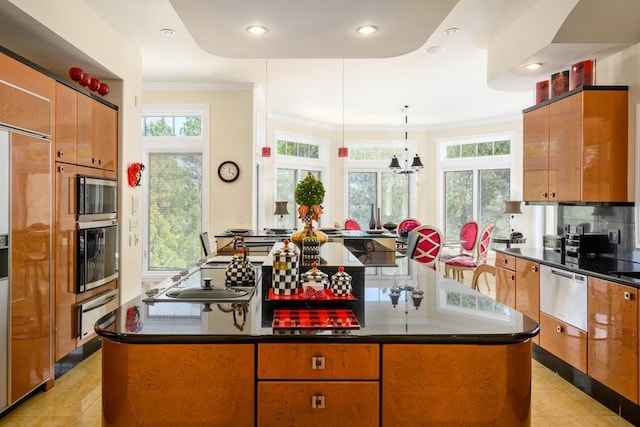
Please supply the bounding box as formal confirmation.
[272,242,300,295]
[330,266,352,296]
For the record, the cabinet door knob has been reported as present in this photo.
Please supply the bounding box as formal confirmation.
[312,395,325,409]
[312,356,325,370]
[531,266,538,272]
[556,325,563,333]
[99,159,105,165]
[57,150,64,158]
[57,166,64,173]
[501,258,508,264]
[541,192,547,198]
[549,192,556,198]
[624,291,632,300]
[508,274,514,280]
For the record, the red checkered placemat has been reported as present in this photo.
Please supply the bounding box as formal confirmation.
[272,309,360,329]
[267,288,355,301]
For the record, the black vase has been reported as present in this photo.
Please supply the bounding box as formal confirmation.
[369,204,376,230]
[376,208,382,229]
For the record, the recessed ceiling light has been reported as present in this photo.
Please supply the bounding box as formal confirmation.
[160,28,176,36]
[356,25,377,35]
[247,25,268,36]
[426,45,446,54]
[444,27,459,35]
[525,62,543,70]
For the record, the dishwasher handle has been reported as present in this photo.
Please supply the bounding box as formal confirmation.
[550,268,574,280]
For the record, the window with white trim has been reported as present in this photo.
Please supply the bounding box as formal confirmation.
[437,133,515,242]
[141,105,210,278]
[344,141,416,229]
[274,133,328,229]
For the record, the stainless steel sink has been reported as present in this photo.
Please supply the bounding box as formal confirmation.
[166,287,249,300]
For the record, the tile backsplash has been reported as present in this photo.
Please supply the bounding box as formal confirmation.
[557,205,635,251]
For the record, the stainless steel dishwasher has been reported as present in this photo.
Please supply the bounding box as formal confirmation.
[539,265,588,331]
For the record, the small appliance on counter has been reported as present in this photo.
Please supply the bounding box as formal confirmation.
[565,232,615,258]
[543,235,565,253]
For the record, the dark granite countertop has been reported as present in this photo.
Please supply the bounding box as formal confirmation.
[494,247,640,288]
[97,248,539,345]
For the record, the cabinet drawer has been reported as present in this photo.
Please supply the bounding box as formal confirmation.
[258,381,378,427]
[539,312,587,373]
[258,343,379,380]
[495,253,515,270]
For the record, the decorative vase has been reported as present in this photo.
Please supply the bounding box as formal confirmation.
[369,204,376,230]
[290,220,328,249]
[376,208,382,229]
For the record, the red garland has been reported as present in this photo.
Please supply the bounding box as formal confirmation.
[127,162,145,187]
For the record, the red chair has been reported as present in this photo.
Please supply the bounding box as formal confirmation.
[344,219,361,230]
[408,225,443,270]
[444,224,494,282]
[397,218,421,237]
[440,221,479,261]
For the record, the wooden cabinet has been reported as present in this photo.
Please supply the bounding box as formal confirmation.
[257,343,379,426]
[523,87,628,203]
[588,277,638,403]
[53,164,116,360]
[495,253,516,308]
[515,258,540,345]
[0,53,53,136]
[54,83,77,163]
[382,343,532,425]
[76,93,117,171]
[10,132,52,403]
[539,312,587,373]
[102,341,254,426]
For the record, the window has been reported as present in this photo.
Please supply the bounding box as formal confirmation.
[274,133,327,229]
[438,134,515,241]
[345,141,416,228]
[141,106,209,277]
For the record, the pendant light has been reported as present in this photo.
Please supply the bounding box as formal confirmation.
[261,58,271,157]
[388,105,423,174]
[338,59,349,158]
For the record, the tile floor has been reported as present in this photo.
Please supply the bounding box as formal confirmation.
[0,349,632,426]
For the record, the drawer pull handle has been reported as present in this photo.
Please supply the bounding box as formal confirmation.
[624,291,632,300]
[312,395,325,409]
[502,258,508,264]
[312,356,325,370]
[58,150,64,158]
[58,166,64,173]
[556,325,563,333]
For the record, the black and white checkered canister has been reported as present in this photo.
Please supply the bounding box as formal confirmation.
[330,266,352,296]
[272,240,300,295]
[301,263,328,291]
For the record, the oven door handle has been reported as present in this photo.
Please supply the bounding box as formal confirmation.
[82,292,118,313]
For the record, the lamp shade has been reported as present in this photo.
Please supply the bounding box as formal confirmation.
[410,154,424,169]
[274,201,289,215]
[388,155,401,170]
[503,200,522,214]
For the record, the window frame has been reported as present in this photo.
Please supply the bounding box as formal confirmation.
[141,104,210,280]
[436,132,516,237]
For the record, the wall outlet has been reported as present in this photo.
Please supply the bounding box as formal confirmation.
[607,229,620,245]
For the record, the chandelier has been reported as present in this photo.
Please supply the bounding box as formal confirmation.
[388,105,423,174]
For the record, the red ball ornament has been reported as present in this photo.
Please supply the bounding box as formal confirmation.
[69,67,84,82]
[88,77,100,91]
[97,82,109,96]
[79,74,90,87]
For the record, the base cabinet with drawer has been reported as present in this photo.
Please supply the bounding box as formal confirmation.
[257,343,379,427]
[495,252,516,308]
[515,258,540,345]
[588,277,638,403]
[539,312,587,373]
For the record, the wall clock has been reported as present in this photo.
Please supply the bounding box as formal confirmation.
[218,160,240,183]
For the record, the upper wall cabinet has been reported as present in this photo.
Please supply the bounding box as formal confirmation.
[0,53,54,136]
[76,92,117,171]
[523,86,628,203]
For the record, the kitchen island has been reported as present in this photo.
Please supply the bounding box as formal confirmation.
[97,245,539,426]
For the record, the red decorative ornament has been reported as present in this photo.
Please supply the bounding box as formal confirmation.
[97,82,109,96]
[127,162,145,187]
[88,77,100,91]
[261,146,271,157]
[79,73,91,87]
[69,67,84,82]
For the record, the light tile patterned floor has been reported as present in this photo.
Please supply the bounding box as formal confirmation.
[0,349,632,426]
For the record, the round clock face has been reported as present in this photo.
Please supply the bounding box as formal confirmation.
[218,161,240,183]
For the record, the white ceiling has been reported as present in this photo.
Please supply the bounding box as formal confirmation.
[1,0,639,128]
